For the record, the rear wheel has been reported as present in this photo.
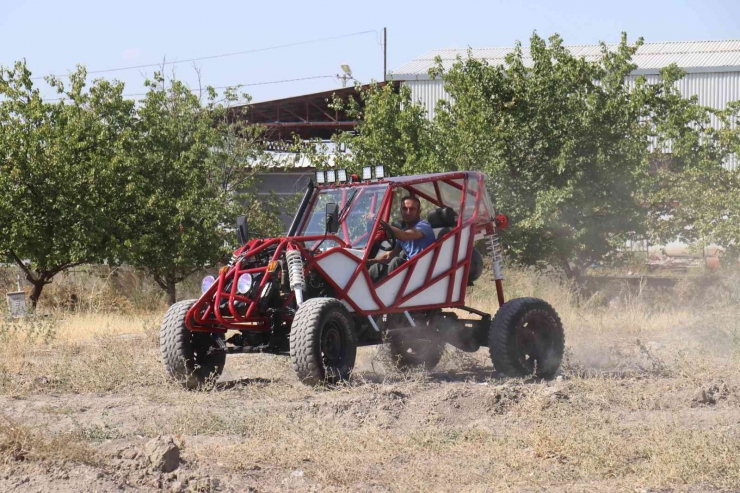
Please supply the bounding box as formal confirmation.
[387,312,446,370]
[290,298,357,386]
[160,300,226,389]
[488,298,564,378]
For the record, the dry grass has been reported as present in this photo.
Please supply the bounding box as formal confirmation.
[0,413,97,466]
[0,266,739,491]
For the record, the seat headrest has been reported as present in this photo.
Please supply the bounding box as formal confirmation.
[427,207,458,228]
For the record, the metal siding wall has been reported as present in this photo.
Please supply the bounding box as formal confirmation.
[410,73,740,118]
[627,72,740,129]
[407,73,740,170]
[405,80,450,119]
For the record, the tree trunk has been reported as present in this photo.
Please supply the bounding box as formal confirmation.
[166,281,177,306]
[560,259,589,299]
[561,259,576,280]
[29,280,46,311]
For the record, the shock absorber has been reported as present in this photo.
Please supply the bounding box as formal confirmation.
[487,231,506,307]
[285,249,306,306]
[487,233,504,281]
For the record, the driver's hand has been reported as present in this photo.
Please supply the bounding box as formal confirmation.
[367,250,391,264]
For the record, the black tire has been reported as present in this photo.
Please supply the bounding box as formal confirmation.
[290,298,357,386]
[387,312,446,370]
[160,299,226,389]
[488,297,564,378]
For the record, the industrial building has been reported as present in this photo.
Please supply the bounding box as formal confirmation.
[249,39,740,223]
[390,40,740,127]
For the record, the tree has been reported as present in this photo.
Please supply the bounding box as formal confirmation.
[644,93,740,262]
[0,61,136,307]
[430,33,668,278]
[324,33,707,279]
[124,74,282,305]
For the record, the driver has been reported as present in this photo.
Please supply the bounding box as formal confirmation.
[368,195,435,283]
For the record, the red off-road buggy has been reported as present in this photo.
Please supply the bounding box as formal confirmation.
[160,169,565,387]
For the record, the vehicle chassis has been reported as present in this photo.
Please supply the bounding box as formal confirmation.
[160,171,564,386]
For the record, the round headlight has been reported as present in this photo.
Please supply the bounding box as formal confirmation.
[237,273,253,294]
[201,275,216,294]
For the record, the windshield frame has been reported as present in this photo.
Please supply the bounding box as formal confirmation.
[297,183,391,248]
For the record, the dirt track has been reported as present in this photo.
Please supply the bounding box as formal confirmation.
[0,333,738,493]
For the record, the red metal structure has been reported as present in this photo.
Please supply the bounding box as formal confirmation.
[231,82,399,143]
[160,171,565,388]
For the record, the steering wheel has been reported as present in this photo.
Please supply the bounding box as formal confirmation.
[377,220,397,251]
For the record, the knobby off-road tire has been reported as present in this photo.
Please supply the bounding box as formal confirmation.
[388,313,445,370]
[489,297,564,378]
[160,299,226,389]
[290,298,357,386]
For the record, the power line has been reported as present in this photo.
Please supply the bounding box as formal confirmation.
[42,74,339,101]
[32,30,377,80]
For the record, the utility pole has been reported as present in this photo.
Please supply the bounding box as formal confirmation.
[383,27,387,82]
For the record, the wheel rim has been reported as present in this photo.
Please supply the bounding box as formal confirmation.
[405,338,437,358]
[321,320,345,371]
[192,333,220,365]
[516,312,555,374]
[391,311,442,365]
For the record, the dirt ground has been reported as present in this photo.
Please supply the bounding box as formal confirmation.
[1,274,739,492]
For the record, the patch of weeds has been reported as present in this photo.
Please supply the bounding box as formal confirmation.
[0,315,58,345]
[636,339,671,377]
[0,413,97,465]
[38,406,77,416]
[74,422,123,442]
[559,347,587,378]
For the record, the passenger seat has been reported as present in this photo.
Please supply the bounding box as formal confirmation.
[427,207,458,239]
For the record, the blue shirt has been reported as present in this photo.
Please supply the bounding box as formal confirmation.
[399,219,435,259]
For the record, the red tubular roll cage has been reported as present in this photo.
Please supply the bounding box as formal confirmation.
[186,171,501,333]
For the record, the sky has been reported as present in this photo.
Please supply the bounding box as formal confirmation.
[1,0,739,103]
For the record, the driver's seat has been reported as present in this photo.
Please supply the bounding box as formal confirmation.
[427,207,458,239]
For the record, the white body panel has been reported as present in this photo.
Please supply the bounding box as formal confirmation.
[403,252,433,296]
[376,271,407,307]
[347,275,380,310]
[316,252,358,289]
[318,225,473,311]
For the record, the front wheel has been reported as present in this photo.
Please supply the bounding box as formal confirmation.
[290,298,357,386]
[160,300,226,389]
[488,298,564,378]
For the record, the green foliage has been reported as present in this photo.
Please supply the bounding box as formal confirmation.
[642,77,740,264]
[122,73,281,303]
[0,61,136,305]
[1,61,286,306]
[433,33,661,274]
[320,32,740,277]
[299,83,434,177]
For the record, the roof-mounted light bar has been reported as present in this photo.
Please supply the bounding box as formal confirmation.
[361,165,386,181]
[315,168,350,185]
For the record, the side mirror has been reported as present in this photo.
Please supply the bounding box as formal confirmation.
[236,215,249,245]
[325,203,339,234]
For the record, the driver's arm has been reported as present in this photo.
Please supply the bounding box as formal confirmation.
[390,224,424,241]
[367,244,401,264]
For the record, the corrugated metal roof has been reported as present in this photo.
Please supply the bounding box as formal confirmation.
[391,40,740,80]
